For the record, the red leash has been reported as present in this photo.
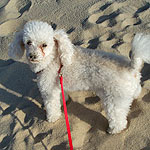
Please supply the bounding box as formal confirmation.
[59,74,73,150]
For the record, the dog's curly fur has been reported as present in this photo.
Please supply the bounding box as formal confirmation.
[8,21,150,134]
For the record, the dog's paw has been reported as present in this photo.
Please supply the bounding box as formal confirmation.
[107,127,122,134]
[107,119,127,134]
[107,124,127,134]
[47,113,61,123]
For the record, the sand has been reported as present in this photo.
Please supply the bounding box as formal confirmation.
[1,0,150,149]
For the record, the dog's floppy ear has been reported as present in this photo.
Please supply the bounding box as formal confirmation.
[8,30,25,60]
[54,30,74,66]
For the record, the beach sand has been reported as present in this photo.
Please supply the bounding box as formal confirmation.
[1,0,150,149]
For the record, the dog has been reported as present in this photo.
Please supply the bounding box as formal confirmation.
[8,20,150,134]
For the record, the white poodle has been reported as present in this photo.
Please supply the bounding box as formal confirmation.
[8,21,150,134]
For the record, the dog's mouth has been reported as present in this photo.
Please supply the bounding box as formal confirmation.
[28,59,40,64]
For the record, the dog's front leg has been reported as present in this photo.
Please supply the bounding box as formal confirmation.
[42,86,61,123]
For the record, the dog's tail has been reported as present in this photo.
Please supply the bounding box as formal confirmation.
[131,33,150,71]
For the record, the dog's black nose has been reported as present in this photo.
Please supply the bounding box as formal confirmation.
[28,53,37,60]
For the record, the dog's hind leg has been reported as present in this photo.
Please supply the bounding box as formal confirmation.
[105,97,133,134]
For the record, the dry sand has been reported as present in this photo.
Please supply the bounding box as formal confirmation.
[1,0,150,149]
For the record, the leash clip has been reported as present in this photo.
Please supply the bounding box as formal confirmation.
[59,72,63,77]
[58,64,63,77]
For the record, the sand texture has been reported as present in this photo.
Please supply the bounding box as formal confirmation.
[1,0,150,149]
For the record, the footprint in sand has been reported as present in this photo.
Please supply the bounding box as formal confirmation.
[0,0,9,9]
[0,0,32,36]
[0,20,26,37]
[81,1,150,56]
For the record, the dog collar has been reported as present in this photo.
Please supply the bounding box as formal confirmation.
[36,70,44,75]
[36,64,63,75]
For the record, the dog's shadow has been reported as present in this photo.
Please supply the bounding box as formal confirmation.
[0,59,49,149]
[0,59,45,122]
[68,96,108,132]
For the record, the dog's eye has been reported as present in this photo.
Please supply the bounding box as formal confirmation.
[27,40,32,46]
[42,43,47,48]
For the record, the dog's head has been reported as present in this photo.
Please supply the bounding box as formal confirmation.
[8,21,74,66]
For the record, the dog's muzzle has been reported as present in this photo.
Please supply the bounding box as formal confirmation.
[28,53,38,62]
